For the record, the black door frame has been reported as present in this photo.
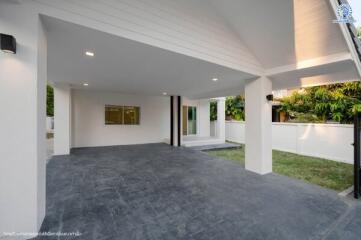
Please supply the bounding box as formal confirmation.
[177,96,181,147]
[170,96,174,146]
[354,113,361,198]
[170,96,181,147]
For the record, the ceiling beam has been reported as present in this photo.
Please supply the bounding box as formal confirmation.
[265,52,353,77]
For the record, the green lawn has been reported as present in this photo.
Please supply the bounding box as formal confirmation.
[207,145,353,191]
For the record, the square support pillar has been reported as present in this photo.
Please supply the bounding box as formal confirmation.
[54,84,71,155]
[216,97,226,141]
[0,3,46,237]
[198,99,211,137]
[245,76,272,175]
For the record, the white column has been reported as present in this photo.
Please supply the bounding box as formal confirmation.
[216,97,226,141]
[245,76,272,175]
[198,99,210,137]
[0,2,46,237]
[54,84,71,155]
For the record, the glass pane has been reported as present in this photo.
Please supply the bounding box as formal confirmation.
[182,106,188,135]
[188,106,197,135]
[124,106,140,125]
[105,106,123,124]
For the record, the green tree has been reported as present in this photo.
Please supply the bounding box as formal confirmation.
[47,85,54,117]
[278,82,361,123]
[210,101,217,121]
[210,97,245,121]
[225,96,245,121]
[358,27,361,37]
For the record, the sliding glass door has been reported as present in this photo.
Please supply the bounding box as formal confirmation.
[182,106,188,135]
[188,106,197,135]
[182,106,197,135]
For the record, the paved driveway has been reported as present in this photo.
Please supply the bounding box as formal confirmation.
[37,143,361,239]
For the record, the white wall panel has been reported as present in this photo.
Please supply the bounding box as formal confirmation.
[0,2,46,237]
[226,121,245,144]
[182,97,210,137]
[226,121,354,164]
[272,123,298,153]
[198,99,211,137]
[72,90,170,147]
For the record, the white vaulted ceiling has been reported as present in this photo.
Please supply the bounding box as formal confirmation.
[36,0,264,75]
[209,0,349,69]
[44,16,257,99]
[208,0,360,88]
[42,0,360,98]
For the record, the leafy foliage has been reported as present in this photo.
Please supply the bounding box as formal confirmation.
[210,101,217,121]
[47,85,54,117]
[225,96,245,121]
[358,27,361,37]
[278,82,361,123]
[210,97,245,121]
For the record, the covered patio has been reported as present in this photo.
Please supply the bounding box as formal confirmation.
[38,144,361,240]
[2,0,361,238]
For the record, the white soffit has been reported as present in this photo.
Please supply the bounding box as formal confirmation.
[209,0,349,69]
[271,59,360,90]
[44,16,256,99]
[34,0,263,75]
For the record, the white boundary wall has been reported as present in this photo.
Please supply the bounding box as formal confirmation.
[226,121,354,164]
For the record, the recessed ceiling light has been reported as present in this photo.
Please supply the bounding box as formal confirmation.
[212,78,218,82]
[85,51,94,57]
[83,83,89,86]
[163,92,167,95]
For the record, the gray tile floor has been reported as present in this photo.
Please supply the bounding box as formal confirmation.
[36,143,361,240]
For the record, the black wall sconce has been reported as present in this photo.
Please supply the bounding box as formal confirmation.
[266,94,273,101]
[1,34,16,54]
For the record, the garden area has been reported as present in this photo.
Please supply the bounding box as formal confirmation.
[211,81,361,124]
[208,82,360,192]
[210,29,361,123]
[47,81,359,191]
[207,146,353,191]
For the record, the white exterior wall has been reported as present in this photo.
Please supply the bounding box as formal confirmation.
[226,121,354,164]
[0,2,46,238]
[210,121,217,137]
[216,98,226,141]
[46,117,54,131]
[182,98,210,137]
[226,121,246,144]
[198,99,211,137]
[71,90,170,147]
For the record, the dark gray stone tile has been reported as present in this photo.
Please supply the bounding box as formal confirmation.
[36,143,361,240]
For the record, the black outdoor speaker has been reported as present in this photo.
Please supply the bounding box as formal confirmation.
[266,94,274,101]
[0,33,16,54]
